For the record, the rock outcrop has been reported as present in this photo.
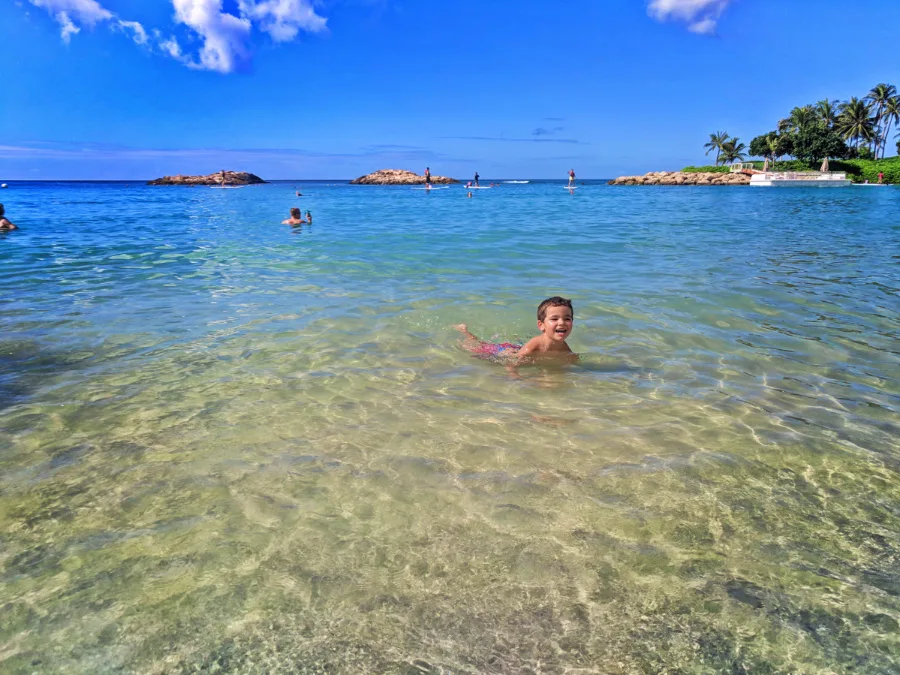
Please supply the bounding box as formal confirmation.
[608,171,750,186]
[147,171,265,186]
[350,169,458,185]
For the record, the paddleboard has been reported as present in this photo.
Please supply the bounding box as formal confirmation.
[504,180,529,184]
[564,185,579,189]
[412,186,449,190]
[465,186,493,189]
[210,185,246,189]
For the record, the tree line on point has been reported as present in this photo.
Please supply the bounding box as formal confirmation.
[703,83,900,167]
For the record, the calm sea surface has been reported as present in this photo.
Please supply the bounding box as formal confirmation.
[1,180,899,673]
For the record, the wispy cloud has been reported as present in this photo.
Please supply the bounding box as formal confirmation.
[115,19,149,45]
[444,136,585,145]
[238,0,327,42]
[27,0,327,73]
[28,0,112,42]
[0,141,457,164]
[647,0,734,35]
[532,126,565,137]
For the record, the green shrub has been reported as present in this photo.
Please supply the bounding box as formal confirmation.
[770,160,816,172]
[836,157,900,183]
[681,165,730,173]
[680,157,899,182]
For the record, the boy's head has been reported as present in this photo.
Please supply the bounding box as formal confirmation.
[537,296,574,343]
[537,296,573,322]
[290,207,302,218]
[0,204,4,216]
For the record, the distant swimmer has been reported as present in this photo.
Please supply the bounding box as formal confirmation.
[295,186,302,196]
[467,191,473,198]
[282,207,306,225]
[424,166,432,189]
[474,171,480,187]
[568,169,575,187]
[0,204,17,230]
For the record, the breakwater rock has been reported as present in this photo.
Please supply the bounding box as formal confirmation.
[350,169,458,185]
[147,171,265,186]
[608,171,750,186]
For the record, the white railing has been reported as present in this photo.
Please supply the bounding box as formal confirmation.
[752,172,848,181]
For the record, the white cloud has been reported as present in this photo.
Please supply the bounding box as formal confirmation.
[28,0,155,46]
[58,11,80,42]
[168,0,327,72]
[238,0,327,42]
[29,0,112,24]
[171,0,252,73]
[27,0,328,73]
[647,0,734,35]
[29,0,112,41]
[158,35,185,60]
[117,20,149,45]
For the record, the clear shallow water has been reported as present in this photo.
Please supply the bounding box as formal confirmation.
[1,180,899,673]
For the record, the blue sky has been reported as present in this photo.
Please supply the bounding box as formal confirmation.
[2,0,898,179]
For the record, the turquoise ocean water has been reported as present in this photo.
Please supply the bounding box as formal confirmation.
[1,180,899,673]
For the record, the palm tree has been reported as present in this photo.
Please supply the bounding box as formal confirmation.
[719,138,747,164]
[780,105,818,134]
[703,131,730,166]
[815,99,839,129]
[837,97,876,150]
[881,96,900,158]
[867,83,897,157]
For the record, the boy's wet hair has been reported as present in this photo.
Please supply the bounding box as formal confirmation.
[537,296,573,321]
[290,207,302,218]
[0,204,4,216]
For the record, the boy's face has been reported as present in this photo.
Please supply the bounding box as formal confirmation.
[538,305,573,342]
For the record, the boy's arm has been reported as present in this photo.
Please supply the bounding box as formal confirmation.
[513,338,540,365]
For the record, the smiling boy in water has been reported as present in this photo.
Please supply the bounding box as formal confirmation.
[455,296,577,365]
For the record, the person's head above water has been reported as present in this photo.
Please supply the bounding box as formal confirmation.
[282,207,304,224]
[537,296,573,322]
[0,203,17,230]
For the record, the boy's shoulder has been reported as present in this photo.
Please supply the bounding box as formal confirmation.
[522,335,572,354]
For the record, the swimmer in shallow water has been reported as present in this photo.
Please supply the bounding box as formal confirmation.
[455,296,577,368]
[282,207,306,225]
[0,204,17,230]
